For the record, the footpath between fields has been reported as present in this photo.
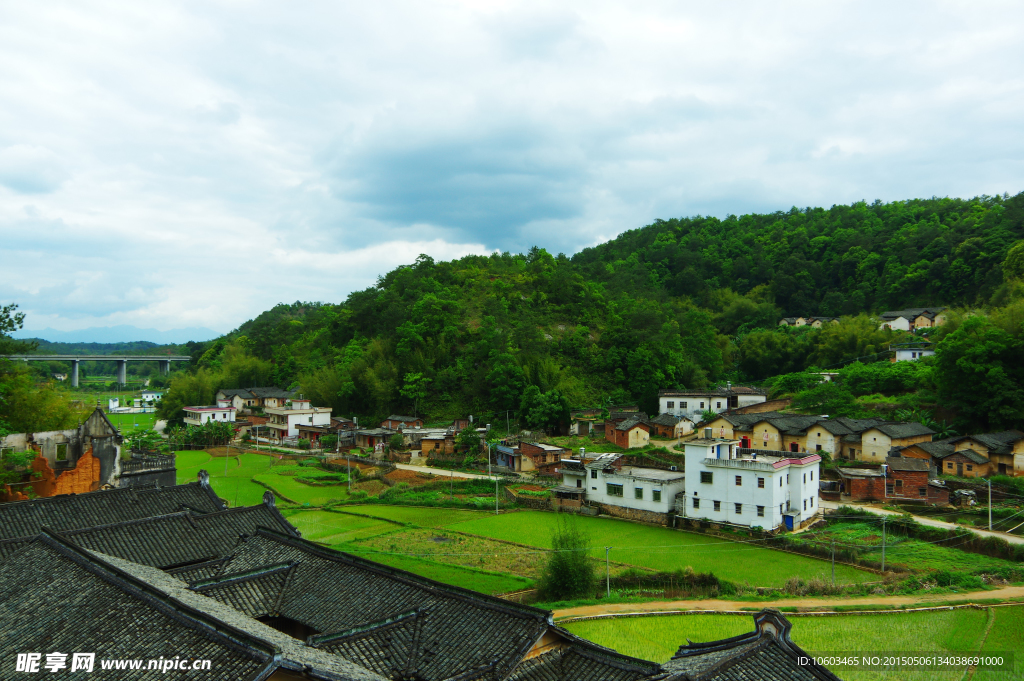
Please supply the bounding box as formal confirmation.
[551,584,1024,619]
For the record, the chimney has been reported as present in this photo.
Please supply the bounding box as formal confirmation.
[704,427,713,439]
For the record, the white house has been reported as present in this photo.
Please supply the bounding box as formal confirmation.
[183,405,237,426]
[558,453,685,523]
[264,397,333,440]
[891,342,935,362]
[658,387,767,421]
[679,433,821,531]
[140,390,163,403]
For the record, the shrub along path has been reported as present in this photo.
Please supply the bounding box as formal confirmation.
[819,499,1024,545]
[551,585,1024,619]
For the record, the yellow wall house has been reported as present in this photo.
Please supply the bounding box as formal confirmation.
[945,432,1024,476]
[857,422,935,462]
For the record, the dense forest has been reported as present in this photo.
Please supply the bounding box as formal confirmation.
[145,192,1024,434]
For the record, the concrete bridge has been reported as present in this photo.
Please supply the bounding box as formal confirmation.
[3,355,191,386]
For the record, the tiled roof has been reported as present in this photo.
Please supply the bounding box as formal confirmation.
[661,610,841,680]
[871,422,935,439]
[0,494,298,565]
[658,386,765,397]
[560,460,586,472]
[908,441,955,459]
[939,448,989,464]
[191,562,297,617]
[880,307,946,321]
[610,411,650,421]
[248,387,295,398]
[885,456,930,472]
[0,532,386,681]
[831,416,886,433]
[507,626,661,680]
[0,478,224,541]
[208,528,554,681]
[218,388,256,398]
[652,413,685,426]
[616,416,652,432]
[386,415,422,422]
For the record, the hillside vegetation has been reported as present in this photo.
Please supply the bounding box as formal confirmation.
[156,193,1024,432]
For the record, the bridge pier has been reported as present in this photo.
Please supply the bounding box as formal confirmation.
[117,359,127,385]
[71,360,79,388]
[160,359,170,375]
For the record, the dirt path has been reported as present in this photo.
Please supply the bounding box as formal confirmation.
[394,463,498,480]
[552,585,1024,619]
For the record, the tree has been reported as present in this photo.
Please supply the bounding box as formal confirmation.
[456,426,479,454]
[0,303,34,355]
[520,386,569,434]
[791,382,859,417]
[1003,240,1024,281]
[124,426,162,453]
[390,432,405,451]
[538,516,595,600]
[399,372,430,417]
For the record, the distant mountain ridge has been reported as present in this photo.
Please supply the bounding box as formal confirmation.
[13,325,217,345]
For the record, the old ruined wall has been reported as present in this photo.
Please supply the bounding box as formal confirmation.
[597,503,669,526]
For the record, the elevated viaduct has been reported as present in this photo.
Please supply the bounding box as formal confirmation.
[3,355,191,386]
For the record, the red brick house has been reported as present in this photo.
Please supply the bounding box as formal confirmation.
[520,442,569,475]
[837,457,948,504]
[381,415,424,430]
[607,417,651,449]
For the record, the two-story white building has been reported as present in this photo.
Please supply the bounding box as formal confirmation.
[679,432,821,531]
[264,397,333,441]
[558,453,686,524]
[183,405,237,426]
[658,387,767,421]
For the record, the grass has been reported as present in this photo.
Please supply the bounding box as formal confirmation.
[338,505,493,527]
[977,606,1024,680]
[106,411,157,430]
[564,608,1011,680]
[447,512,874,587]
[791,521,1021,573]
[174,451,345,507]
[283,509,399,543]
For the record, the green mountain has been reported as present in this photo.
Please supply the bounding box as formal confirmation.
[162,193,1024,430]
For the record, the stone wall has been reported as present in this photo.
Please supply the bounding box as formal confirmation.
[597,503,670,526]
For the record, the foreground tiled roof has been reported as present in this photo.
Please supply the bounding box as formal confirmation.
[616,416,652,431]
[662,610,841,680]
[0,478,224,541]
[248,387,295,398]
[885,456,930,472]
[872,422,935,439]
[652,413,686,426]
[507,626,661,681]
[0,532,385,681]
[0,494,298,565]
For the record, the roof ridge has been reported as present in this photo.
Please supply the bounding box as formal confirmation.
[191,561,296,591]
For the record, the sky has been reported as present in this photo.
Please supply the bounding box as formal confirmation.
[1,1,1023,341]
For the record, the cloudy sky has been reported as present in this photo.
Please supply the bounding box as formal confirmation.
[1,1,1022,340]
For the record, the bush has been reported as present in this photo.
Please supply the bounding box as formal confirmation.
[297,439,311,451]
[538,516,595,600]
[349,489,368,500]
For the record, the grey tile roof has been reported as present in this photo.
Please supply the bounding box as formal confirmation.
[191,562,297,617]
[218,388,256,398]
[0,494,298,566]
[938,449,989,465]
[248,387,295,398]
[507,626,661,680]
[0,532,385,681]
[831,416,886,433]
[385,415,422,422]
[616,416,652,431]
[661,610,841,680]
[610,411,650,422]
[0,478,225,541]
[872,422,935,439]
[885,456,930,472]
[652,413,686,426]
[208,528,554,681]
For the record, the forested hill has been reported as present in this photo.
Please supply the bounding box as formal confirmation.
[161,193,1024,429]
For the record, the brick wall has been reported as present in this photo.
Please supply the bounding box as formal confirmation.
[53,449,101,495]
[843,475,886,500]
[888,469,929,500]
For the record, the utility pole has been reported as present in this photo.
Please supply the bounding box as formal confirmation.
[881,516,886,573]
[605,546,611,597]
[831,540,835,585]
[989,479,993,531]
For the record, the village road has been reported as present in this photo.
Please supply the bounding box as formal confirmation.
[552,585,1024,620]
[819,499,1024,544]
[394,463,498,480]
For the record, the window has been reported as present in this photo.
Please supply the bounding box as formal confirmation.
[780,478,783,487]
[734,503,742,514]
[700,471,713,484]
[576,479,582,488]
[803,473,806,483]
[967,464,973,471]
[786,474,789,483]
[816,444,822,451]
[681,401,688,408]
[635,487,643,500]
[757,505,765,517]
[716,401,721,409]
[591,470,597,479]
[786,500,791,512]
[918,487,927,497]
[693,498,700,509]
[607,484,624,497]
[757,477,765,488]
[947,462,953,469]
[713,500,721,511]
[780,504,783,515]
[810,471,814,480]
[810,497,814,507]
[803,499,807,510]
[735,475,742,486]
[652,490,661,502]
[700,401,705,408]
[886,484,894,495]
[667,401,674,408]
[56,444,67,461]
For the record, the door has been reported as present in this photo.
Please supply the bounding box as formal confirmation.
[741,437,750,448]
[790,443,799,453]
[957,462,963,476]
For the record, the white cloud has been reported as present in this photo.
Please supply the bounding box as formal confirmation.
[0,0,1022,337]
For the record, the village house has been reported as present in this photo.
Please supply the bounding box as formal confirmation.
[264,397,332,442]
[650,413,693,439]
[556,453,685,524]
[777,316,808,326]
[569,408,603,436]
[380,414,424,430]
[418,428,456,457]
[836,456,949,504]
[857,422,935,462]
[878,307,948,331]
[607,416,652,449]
[183,404,236,426]
[520,441,570,476]
[680,432,821,531]
[215,387,295,411]
[778,316,840,327]
[890,341,936,362]
[658,386,767,421]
